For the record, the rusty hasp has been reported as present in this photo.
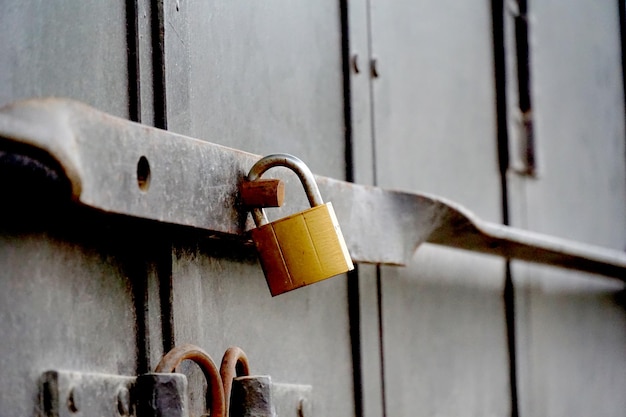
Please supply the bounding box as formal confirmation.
[1,98,625,282]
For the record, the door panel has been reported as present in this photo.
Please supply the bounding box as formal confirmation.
[507,1,626,416]
[369,1,510,415]
[0,2,138,415]
[171,244,354,416]
[0,1,130,117]
[162,2,354,416]
[0,209,140,416]
[164,0,346,178]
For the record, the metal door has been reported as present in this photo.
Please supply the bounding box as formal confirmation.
[505,1,626,416]
[356,1,510,416]
[1,1,625,416]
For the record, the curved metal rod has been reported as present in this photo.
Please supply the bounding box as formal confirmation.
[247,153,323,226]
[155,344,226,417]
[220,346,251,417]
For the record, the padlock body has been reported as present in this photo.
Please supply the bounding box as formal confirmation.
[251,202,354,296]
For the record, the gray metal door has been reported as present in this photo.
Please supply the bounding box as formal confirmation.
[1,1,625,417]
[356,1,510,416]
[505,1,626,416]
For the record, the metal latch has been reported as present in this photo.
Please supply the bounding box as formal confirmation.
[1,98,625,283]
[39,345,312,417]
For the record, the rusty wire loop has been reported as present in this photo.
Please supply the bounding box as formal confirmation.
[155,344,226,417]
[220,346,251,417]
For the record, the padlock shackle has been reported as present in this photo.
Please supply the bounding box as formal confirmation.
[247,154,323,226]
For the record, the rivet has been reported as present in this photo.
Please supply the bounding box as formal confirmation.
[297,398,311,417]
[371,58,380,78]
[117,386,131,416]
[67,387,80,413]
[351,53,361,74]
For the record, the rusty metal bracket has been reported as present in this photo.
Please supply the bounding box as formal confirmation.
[1,98,625,281]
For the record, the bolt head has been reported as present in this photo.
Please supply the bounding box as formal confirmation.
[298,398,311,417]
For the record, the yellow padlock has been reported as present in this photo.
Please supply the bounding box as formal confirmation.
[247,154,354,296]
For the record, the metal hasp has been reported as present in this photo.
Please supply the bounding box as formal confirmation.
[1,98,625,282]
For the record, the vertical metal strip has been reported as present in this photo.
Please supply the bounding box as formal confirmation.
[491,1,519,416]
[619,0,626,179]
[341,0,355,186]
[514,1,532,116]
[364,0,386,414]
[366,0,378,189]
[151,0,167,130]
[125,0,150,376]
[513,0,536,176]
[503,264,519,417]
[491,0,511,226]
[127,237,151,375]
[158,239,175,354]
[375,264,386,417]
[148,0,175,354]
[340,1,365,416]
[126,0,141,123]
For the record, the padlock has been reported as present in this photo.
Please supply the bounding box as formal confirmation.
[246,154,354,296]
